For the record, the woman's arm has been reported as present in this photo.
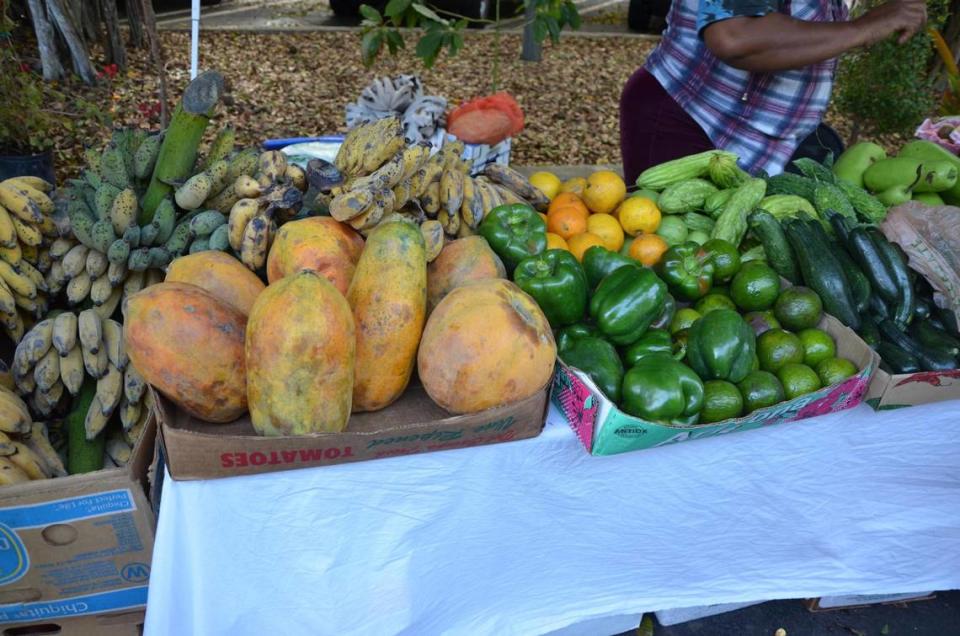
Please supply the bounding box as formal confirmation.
[703,0,928,73]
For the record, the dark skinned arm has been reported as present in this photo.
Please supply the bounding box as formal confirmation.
[703,0,928,73]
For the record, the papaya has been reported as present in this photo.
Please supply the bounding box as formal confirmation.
[417,279,556,414]
[246,270,355,436]
[165,251,265,315]
[123,282,247,422]
[347,219,427,412]
[266,217,364,295]
[427,236,506,313]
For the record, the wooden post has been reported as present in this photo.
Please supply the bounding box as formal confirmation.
[25,0,65,81]
[521,0,541,62]
[126,0,145,49]
[43,0,97,84]
[99,0,127,69]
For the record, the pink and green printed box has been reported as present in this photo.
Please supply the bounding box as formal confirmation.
[551,315,880,456]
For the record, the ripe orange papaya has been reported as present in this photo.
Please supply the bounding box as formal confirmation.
[123,282,247,422]
[266,217,364,295]
[427,236,506,313]
[246,270,356,436]
[165,251,265,316]
[347,219,427,412]
[418,279,556,413]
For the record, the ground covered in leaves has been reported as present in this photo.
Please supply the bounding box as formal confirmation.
[50,30,901,181]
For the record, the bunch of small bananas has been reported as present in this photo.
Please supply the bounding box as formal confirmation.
[0,176,62,342]
[60,127,260,310]
[10,310,150,441]
[0,384,68,484]
[226,150,307,271]
[321,118,550,262]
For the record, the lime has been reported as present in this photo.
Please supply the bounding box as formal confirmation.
[757,328,805,372]
[816,357,858,386]
[670,308,701,334]
[744,310,781,336]
[700,380,744,423]
[737,370,786,413]
[694,293,737,316]
[773,286,823,331]
[797,328,836,367]
[730,262,781,312]
[776,363,822,400]
[656,216,689,247]
[703,238,742,283]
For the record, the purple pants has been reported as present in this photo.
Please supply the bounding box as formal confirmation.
[620,68,714,187]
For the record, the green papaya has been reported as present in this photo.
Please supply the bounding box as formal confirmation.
[897,140,960,204]
[913,161,959,194]
[833,142,886,188]
[913,192,945,206]
[862,158,921,194]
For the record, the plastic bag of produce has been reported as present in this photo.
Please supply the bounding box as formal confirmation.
[915,117,960,155]
[881,201,960,319]
[447,93,524,145]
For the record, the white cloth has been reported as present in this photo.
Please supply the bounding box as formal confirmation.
[145,401,960,635]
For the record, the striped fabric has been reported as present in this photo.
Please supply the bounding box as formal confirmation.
[644,0,848,175]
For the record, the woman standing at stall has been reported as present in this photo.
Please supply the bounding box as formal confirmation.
[620,0,929,182]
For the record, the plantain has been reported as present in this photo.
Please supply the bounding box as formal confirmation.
[52,312,78,356]
[240,214,271,270]
[330,188,376,222]
[109,187,138,236]
[228,198,260,252]
[420,220,444,262]
[440,170,465,218]
[60,345,85,395]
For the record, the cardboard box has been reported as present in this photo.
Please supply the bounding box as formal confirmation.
[804,592,935,611]
[552,315,879,456]
[0,415,156,631]
[158,382,549,480]
[865,367,960,410]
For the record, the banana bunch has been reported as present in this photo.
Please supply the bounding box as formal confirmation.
[0,385,68,484]
[0,176,62,342]
[10,310,151,443]
[226,150,307,271]
[323,118,550,262]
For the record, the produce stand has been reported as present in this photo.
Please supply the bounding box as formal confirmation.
[143,399,960,634]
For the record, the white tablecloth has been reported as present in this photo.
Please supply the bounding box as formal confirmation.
[144,400,960,635]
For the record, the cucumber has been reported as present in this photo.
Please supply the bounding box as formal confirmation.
[869,229,914,329]
[747,209,800,284]
[877,319,957,371]
[877,341,921,374]
[67,378,106,474]
[845,227,899,304]
[783,219,861,330]
[911,320,960,360]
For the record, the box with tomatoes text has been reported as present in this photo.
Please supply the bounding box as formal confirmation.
[552,314,879,456]
[157,381,549,480]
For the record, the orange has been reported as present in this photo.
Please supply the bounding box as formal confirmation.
[628,234,669,266]
[548,192,589,217]
[586,213,625,252]
[560,177,586,196]
[617,197,661,236]
[583,170,627,214]
[567,232,606,262]
[529,171,562,200]
[547,206,589,240]
[546,232,569,251]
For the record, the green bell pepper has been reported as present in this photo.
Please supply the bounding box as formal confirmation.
[621,353,704,424]
[556,323,600,353]
[581,245,637,290]
[655,241,715,301]
[650,293,676,330]
[559,336,624,403]
[589,266,667,346]
[478,203,547,271]
[513,249,588,328]
[622,328,675,367]
[686,308,757,383]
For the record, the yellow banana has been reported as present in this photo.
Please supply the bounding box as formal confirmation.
[124,365,146,404]
[9,442,51,480]
[411,154,445,197]
[0,280,15,317]
[0,183,44,223]
[16,318,53,366]
[14,291,46,317]
[102,319,128,370]
[19,243,38,266]
[330,188,376,222]
[10,215,42,247]
[422,181,441,217]
[66,272,92,305]
[97,363,124,415]
[34,380,64,416]
[25,423,67,477]
[122,270,145,299]
[33,347,60,393]
[285,164,307,191]
[119,396,142,432]
[3,176,53,193]
[0,389,31,434]
[49,238,75,259]
[368,152,406,190]
[78,309,103,355]
[258,151,288,183]
[61,244,89,278]
[362,132,405,175]
[94,286,122,320]
[0,207,16,248]
[109,188,138,236]
[4,182,53,216]
[84,395,111,440]
[52,312,78,356]
[228,199,260,252]
[399,143,432,181]
[240,214,271,270]
[460,177,485,229]
[440,170,465,217]
[234,175,262,199]
[0,457,30,485]
[82,345,108,379]
[0,310,23,344]
[90,272,113,306]
[16,260,45,292]
[36,214,58,239]
[0,241,22,266]
[420,220,444,263]
[106,433,133,466]
[60,346,85,396]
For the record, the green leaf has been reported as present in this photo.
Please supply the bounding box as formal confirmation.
[415,31,445,67]
[385,30,405,54]
[450,33,464,56]
[413,3,449,24]
[546,15,560,43]
[532,18,548,42]
[359,4,382,22]
[361,30,384,67]
[384,0,412,18]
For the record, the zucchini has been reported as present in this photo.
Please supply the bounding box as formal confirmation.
[804,219,870,314]
[934,307,960,338]
[813,182,856,221]
[658,178,719,214]
[783,219,861,330]
[826,208,853,243]
[834,179,887,224]
[765,173,817,201]
[877,341,922,374]
[913,296,931,321]
[636,150,739,190]
[845,227,899,304]
[911,320,960,360]
[869,229,914,329]
[747,209,800,284]
[868,293,890,321]
[791,158,835,183]
[710,178,767,247]
[857,319,881,348]
[877,319,957,371]
[67,378,105,475]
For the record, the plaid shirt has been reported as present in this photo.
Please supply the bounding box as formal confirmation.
[645,0,848,175]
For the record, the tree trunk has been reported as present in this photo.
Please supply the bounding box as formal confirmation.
[100,0,127,69]
[80,0,102,43]
[520,0,541,62]
[140,0,170,127]
[25,0,65,81]
[126,0,145,49]
[44,0,97,84]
